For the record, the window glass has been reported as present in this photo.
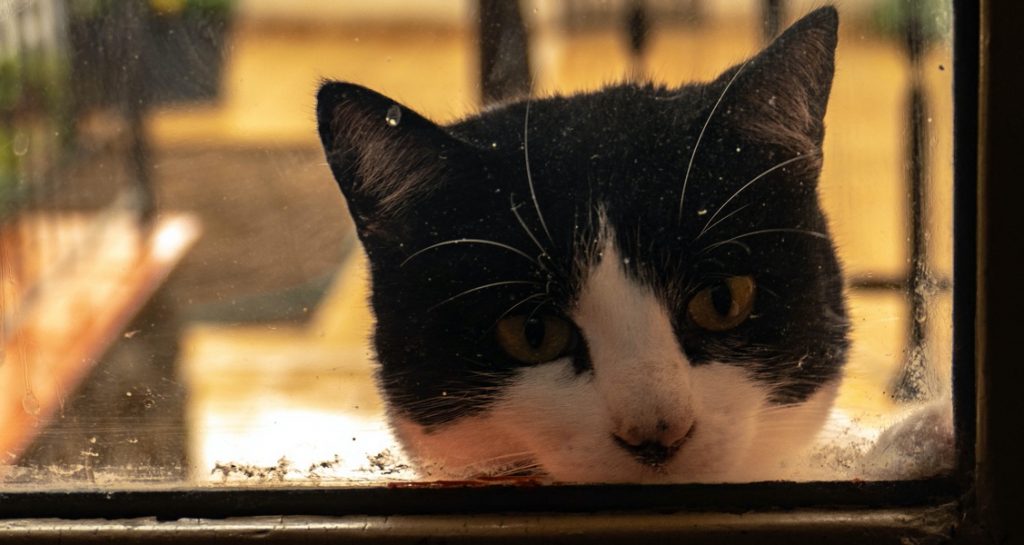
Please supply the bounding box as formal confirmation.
[0,0,953,487]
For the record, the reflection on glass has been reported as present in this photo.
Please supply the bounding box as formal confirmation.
[0,0,952,487]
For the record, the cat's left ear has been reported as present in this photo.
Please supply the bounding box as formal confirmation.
[716,6,838,149]
[316,81,469,239]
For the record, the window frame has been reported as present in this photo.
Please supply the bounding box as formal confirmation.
[0,0,1016,542]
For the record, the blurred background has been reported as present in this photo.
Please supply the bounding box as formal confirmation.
[0,0,952,486]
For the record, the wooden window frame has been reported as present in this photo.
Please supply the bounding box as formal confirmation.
[1,0,1020,542]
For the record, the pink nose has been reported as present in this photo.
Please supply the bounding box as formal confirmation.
[612,419,695,467]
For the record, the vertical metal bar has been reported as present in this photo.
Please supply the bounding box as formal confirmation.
[477,0,532,106]
[889,3,934,403]
[762,0,784,42]
[975,0,1024,537]
[624,0,649,79]
[950,0,978,493]
[122,1,154,226]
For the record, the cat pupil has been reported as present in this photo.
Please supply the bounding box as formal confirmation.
[710,284,733,317]
[523,318,546,349]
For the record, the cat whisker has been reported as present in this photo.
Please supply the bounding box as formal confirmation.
[699,228,827,255]
[524,295,550,323]
[678,60,751,221]
[701,238,752,257]
[697,204,751,240]
[494,293,550,327]
[401,238,540,268]
[697,153,816,239]
[510,193,550,262]
[429,280,541,312]
[523,97,555,247]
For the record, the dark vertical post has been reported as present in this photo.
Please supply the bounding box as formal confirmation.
[478,0,532,106]
[121,1,155,225]
[890,3,934,402]
[975,0,1024,537]
[762,0,784,42]
[624,0,649,79]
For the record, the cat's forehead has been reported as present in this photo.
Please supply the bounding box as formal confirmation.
[457,83,713,152]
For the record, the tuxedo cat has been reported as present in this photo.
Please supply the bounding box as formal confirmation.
[316,7,849,483]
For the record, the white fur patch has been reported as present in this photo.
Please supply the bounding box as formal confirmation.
[391,228,838,482]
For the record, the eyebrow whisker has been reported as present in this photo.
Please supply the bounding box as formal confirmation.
[402,238,540,269]
[697,153,816,238]
[429,280,542,312]
[678,60,751,222]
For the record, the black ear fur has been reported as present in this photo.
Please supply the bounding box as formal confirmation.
[715,6,838,150]
[316,81,465,236]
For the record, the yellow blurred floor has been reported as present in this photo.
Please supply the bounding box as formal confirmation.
[167,17,954,482]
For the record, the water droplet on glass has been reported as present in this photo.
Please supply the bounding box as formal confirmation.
[386,105,402,127]
[22,391,40,415]
[12,133,29,156]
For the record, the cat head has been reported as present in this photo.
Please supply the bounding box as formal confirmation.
[317,6,848,482]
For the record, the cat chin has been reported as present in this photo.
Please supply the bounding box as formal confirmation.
[389,364,839,484]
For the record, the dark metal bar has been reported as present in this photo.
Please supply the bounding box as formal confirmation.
[950,0,978,496]
[973,0,1024,539]
[121,1,155,225]
[0,479,959,520]
[0,506,958,544]
[625,0,649,77]
[848,276,951,292]
[761,0,784,42]
[477,0,532,106]
[888,2,935,403]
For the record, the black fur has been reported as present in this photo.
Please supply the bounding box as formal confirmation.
[317,7,848,427]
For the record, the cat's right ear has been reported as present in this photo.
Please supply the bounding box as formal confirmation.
[316,81,464,238]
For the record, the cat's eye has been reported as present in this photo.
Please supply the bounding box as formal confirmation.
[495,314,577,364]
[687,275,756,332]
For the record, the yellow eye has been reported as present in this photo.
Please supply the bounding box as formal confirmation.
[496,314,575,364]
[687,275,756,332]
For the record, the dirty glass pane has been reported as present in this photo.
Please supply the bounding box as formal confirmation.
[0,0,953,488]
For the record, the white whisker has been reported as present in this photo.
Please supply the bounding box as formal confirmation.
[700,228,827,255]
[523,98,555,246]
[510,193,549,257]
[429,280,541,312]
[697,153,816,238]
[698,204,750,239]
[402,238,539,268]
[678,61,750,221]
[495,292,549,324]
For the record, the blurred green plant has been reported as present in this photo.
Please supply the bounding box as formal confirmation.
[871,0,951,44]
[0,49,71,221]
[150,0,233,17]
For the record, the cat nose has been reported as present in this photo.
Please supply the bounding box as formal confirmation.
[612,420,695,467]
